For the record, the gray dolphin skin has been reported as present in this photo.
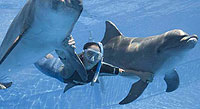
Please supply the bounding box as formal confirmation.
[101,21,198,104]
[0,0,88,88]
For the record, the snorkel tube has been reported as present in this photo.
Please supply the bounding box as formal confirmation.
[91,42,104,86]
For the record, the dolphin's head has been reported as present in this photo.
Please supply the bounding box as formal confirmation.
[34,0,83,35]
[37,0,83,12]
[50,0,83,11]
[157,29,198,55]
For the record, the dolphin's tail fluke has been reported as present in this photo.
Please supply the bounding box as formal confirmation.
[0,82,12,89]
[101,21,122,45]
[119,79,148,105]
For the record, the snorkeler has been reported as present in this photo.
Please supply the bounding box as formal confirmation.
[35,40,153,93]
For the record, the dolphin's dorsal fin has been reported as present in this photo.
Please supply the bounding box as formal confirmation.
[101,21,122,45]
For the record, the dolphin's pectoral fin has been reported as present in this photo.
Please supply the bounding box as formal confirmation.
[0,0,34,64]
[56,36,88,82]
[0,82,12,89]
[70,52,88,81]
[119,79,148,105]
[63,83,77,93]
[164,69,179,92]
[56,49,88,82]
[0,33,24,64]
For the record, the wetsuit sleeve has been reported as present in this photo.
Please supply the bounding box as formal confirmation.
[100,62,119,75]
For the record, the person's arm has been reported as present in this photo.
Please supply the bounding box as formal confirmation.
[99,62,153,82]
[99,62,121,76]
[120,69,154,83]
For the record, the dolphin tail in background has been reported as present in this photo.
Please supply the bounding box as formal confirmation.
[101,21,122,45]
[0,82,12,89]
[119,79,148,105]
[164,69,179,92]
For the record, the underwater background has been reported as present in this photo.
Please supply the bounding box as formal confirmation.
[0,0,200,108]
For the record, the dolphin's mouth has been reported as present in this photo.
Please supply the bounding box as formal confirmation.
[180,35,198,42]
[170,35,198,50]
[180,35,198,48]
[157,35,198,54]
[167,35,198,50]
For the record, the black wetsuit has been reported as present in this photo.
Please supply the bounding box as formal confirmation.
[35,53,120,86]
[63,54,120,85]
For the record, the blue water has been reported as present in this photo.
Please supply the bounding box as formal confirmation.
[0,0,200,108]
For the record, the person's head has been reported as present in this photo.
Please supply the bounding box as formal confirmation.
[82,42,103,70]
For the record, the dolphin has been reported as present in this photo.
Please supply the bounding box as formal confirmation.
[0,0,88,88]
[101,21,198,104]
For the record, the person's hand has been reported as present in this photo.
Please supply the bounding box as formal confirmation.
[68,35,76,49]
[62,35,76,49]
[119,68,125,73]
[140,71,154,83]
[45,54,54,59]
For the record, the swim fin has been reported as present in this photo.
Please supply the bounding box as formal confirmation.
[0,82,12,89]
[63,83,77,93]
